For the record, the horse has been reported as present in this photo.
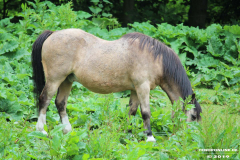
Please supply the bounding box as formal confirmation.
[31,28,202,142]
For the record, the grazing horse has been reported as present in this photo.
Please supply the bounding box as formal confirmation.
[31,29,202,142]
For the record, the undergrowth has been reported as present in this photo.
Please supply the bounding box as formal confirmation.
[0,1,239,159]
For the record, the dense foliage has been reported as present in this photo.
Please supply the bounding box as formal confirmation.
[0,1,239,159]
[1,0,240,27]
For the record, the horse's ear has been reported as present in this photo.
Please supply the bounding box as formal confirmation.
[192,93,196,101]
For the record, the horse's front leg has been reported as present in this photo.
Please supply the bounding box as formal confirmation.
[55,79,73,134]
[135,82,156,142]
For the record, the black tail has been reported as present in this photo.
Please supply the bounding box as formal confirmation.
[31,30,53,108]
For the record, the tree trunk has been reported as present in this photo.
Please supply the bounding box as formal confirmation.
[188,0,208,28]
[122,0,135,27]
[3,0,7,19]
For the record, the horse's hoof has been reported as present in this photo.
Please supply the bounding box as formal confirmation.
[41,130,48,136]
[146,135,156,142]
[63,123,72,134]
[36,123,48,135]
[36,129,48,136]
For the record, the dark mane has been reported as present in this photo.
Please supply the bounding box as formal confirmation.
[122,32,193,100]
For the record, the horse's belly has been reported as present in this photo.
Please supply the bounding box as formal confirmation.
[77,78,133,94]
[75,70,133,94]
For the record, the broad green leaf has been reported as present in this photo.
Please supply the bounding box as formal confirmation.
[113,92,123,98]
[92,17,112,29]
[229,77,240,85]
[191,132,205,148]
[0,32,12,41]
[103,0,112,4]
[158,152,169,160]
[89,6,102,14]
[230,139,240,148]
[126,148,146,160]
[0,88,7,99]
[76,11,92,20]
[82,153,90,160]
[109,28,129,39]
[27,154,37,159]
[207,36,224,57]
[87,27,109,38]
[77,142,87,149]
[52,135,61,151]
[59,145,67,154]
[50,124,66,136]
[77,129,88,140]
[8,111,23,121]
[0,40,19,55]
[206,24,223,37]
[13,48,30,60]
[223,54,237,65]
[184,46,198,58]
[67,104,83,112]
[220,62,230,69]
[3,74,16,85]
[16,74,29,80]
[0,17,13,27]
[90,0,99,3]
[130,22,156,36]
[212,130,225,147]
[169,37,185,55]
[28,131,49,141]
[102,13,112,17]
[214,83,221,91]
[178,53,186,65]
[233,70,240,77]
[197,56,220,68]
[44,124,48,133]
[224,25,240,35]
[66,143,79,156]
[18,94,32,105]
[220,70,234,78]
[225,77,229,86]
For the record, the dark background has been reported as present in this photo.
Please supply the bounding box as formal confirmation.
[1,0,240,28]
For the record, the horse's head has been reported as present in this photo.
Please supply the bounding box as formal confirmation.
[186,93,202,122]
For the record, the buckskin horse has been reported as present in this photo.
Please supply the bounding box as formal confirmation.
[31,29,202,142]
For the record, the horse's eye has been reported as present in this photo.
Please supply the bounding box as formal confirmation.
[191,115,197,121]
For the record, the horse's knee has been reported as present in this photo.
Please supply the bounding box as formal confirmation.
[128,98,140,116]
[129,105,138,116]
[55,98,65,115]
[39,88,49,113]
[141,110,150,120]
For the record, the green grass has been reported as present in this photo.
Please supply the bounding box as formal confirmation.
[0,88,239,160]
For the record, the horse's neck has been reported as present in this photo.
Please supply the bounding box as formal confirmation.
[160,83,183,104]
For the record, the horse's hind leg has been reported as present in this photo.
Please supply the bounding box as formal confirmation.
[55,79,73,134]
[135,82,156,142]
[128,90,140,117]
[36,82,60,135]
[127,90,140,133]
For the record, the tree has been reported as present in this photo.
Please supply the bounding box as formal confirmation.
[122,0,135,27]
[188,0,208,28]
